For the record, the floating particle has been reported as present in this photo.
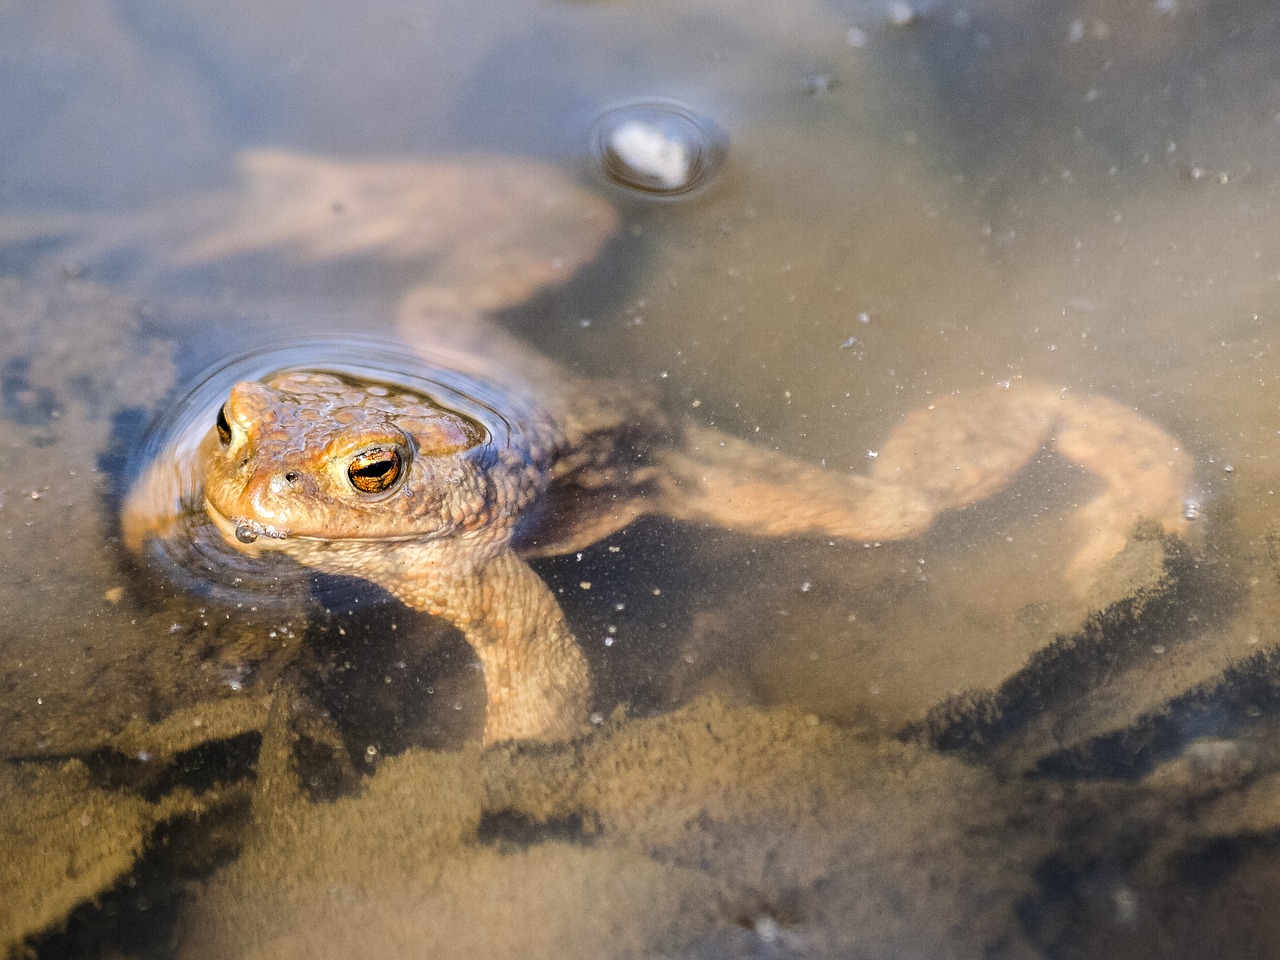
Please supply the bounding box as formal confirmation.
[590,99,727,198]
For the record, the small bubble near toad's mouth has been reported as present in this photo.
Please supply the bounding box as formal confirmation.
[202,501,289,547]
[220,514,290,545]
[230,518,287,543]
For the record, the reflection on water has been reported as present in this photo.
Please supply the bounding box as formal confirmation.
[4,0,1280,955]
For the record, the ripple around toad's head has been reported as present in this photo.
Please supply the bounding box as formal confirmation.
[122,333,525,607]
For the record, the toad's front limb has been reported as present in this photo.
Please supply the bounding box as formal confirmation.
[367,542,591,744]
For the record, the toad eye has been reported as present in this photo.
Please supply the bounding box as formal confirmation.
[347,447,404,494]
[215,405,232,447]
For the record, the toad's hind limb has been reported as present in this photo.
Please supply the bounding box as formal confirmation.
[655,382,1191,590]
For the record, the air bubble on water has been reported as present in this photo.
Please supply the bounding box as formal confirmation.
[590,99,727,198]
[755,917,782,943]
[887,1,920,26]
[612,120,690,187]
[1112,886,1139,926]
[803,72,838,95]
[1183,499,1200,521]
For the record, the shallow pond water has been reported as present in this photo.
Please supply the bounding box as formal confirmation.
[5,0,1280,956]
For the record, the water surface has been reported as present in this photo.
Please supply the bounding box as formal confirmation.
[4,0,1280,956]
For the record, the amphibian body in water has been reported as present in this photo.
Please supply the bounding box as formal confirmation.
[124,337,1192,745]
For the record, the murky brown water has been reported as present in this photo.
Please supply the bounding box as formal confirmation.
[5,0,1280,956]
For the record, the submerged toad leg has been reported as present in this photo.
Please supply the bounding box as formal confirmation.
[375,544,591,744]
[1050,393,1193,587]
[655,382,1190,588]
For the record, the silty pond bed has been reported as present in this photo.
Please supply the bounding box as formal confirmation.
[6,0,1280,957]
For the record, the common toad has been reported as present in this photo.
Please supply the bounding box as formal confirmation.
[123,343,1192,744]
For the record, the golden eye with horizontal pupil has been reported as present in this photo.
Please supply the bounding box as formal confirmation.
[347,448,404,494]
[215,405,233,447]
